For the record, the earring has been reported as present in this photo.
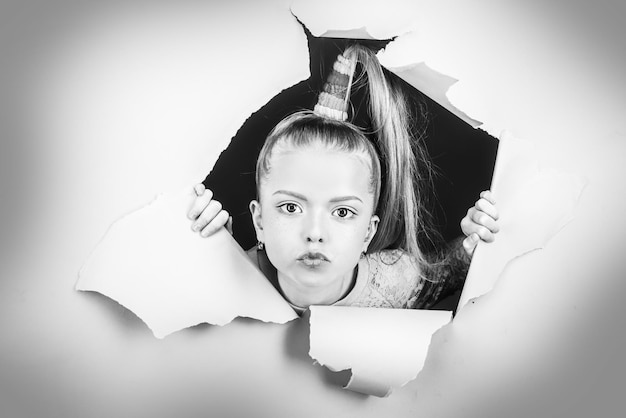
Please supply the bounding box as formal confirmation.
[257,241,264,251]
[360,251,366,259]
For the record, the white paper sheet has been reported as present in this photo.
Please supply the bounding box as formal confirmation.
[383,62,481,128]
[74,1,588,399]
[76,187,297,338]
[309,306,452,397]
[457,132,587,309]
[291,0,419,40]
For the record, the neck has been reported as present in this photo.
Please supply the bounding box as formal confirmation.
[277,268,357,309]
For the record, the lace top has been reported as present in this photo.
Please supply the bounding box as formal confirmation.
[247,239,468,311]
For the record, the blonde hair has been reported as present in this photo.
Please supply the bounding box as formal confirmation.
[346,45,436,272]
[256,111,381,208]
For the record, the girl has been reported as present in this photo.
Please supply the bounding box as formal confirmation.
[188,44,498,312]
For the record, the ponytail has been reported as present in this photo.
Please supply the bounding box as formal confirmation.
[343,45,438,277]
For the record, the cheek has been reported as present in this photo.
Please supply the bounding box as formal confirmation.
[335,221,370,251]
[261,211,294,246]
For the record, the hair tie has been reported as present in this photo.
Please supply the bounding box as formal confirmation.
[313,52,356,121]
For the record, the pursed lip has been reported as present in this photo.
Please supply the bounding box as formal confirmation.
[296,251,330,267]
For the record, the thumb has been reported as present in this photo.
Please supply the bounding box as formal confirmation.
[226,216,233,235]
[462,233,480,256]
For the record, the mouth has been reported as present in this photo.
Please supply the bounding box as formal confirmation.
[297,252,330,267]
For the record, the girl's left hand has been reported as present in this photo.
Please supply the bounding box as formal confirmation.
[460,190,499,256]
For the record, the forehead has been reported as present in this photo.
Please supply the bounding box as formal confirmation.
[260,143,373,200]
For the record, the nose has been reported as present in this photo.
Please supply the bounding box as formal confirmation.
[303,211,326,243]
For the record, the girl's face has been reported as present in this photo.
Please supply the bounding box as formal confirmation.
[250,142,379,307]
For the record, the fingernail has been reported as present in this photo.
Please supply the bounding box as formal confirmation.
[192,224,200,231]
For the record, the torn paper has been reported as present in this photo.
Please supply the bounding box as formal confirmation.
[383,62,481,128]
[294,5,481,129]
[76,187,297,338]
[377,31,489,132]
[457,132,587,310]
[309,306,452,397]
[291,0,419,40]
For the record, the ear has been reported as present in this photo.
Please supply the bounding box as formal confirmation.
[249,200,264,243]
[362,214,379,253]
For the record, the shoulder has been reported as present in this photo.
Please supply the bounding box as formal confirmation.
[335,249,423,309]
[365,249,421,282]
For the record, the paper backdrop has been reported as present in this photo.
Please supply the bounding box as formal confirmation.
[1,0,625,417]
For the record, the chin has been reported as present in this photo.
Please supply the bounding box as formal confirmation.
[290,268,338,288]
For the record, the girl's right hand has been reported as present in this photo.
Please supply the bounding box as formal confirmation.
[187,184,232,237]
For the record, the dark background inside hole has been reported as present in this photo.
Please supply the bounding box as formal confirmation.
[203,34,498,247]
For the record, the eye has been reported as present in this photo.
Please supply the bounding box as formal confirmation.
[278,202,302,214]
[333,207,356,219]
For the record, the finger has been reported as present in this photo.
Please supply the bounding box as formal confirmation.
[479,190,495,205]
[462,233,480,256]
[226,216,233,235]
[474,197,499,221]
[470,208,500,233]
[200,209,230,238]
[463,211,497,242]
[192,199,223,232]
[194,183,206,196]
[460,209,479,236]
[187,188,214,220]
[471,224,496,243]
[460,214,473,237]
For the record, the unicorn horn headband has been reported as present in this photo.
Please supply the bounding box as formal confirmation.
[313,51,357,121]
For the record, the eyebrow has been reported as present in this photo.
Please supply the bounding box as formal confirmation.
[273,190,308,201]
[329,195,363,204]
[273,190,363,204]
